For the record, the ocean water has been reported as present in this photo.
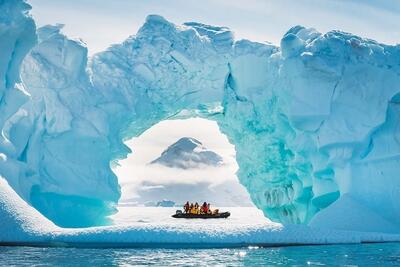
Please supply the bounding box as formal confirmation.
[1,243,400,266]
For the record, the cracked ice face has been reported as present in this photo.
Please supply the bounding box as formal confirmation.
[1,2,400,229]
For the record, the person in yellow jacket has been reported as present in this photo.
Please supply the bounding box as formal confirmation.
[189,203,195,214]
[190,203,198,214]
[194,202,200,214]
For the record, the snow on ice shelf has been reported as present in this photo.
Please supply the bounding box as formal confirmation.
[0,0,400,236]
[1,178,400,246]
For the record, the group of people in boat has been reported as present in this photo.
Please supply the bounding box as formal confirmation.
[183,201,218,215]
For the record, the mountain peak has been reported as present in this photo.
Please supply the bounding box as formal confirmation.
[150,137,223,169]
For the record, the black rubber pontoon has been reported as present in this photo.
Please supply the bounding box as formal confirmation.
[172,212,230,219]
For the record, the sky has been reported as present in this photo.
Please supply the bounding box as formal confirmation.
[28,0,400,55]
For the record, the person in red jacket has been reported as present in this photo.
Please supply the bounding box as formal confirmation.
[201,202,208,214]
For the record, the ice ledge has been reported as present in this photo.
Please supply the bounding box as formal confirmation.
[1,176,400,247]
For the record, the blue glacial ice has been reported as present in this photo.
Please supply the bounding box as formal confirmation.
[0,0,400,235]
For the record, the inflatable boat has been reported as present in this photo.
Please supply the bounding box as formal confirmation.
[172,211,230,219]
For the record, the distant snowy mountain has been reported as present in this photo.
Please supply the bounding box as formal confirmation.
[150,137,223,169]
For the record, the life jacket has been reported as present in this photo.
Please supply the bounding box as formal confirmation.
[203,206,208,213]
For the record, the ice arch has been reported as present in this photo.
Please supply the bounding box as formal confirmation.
[1,1,400,231]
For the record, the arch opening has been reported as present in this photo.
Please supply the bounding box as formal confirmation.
[114,118,253,209]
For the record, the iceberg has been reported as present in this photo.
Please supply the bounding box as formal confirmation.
[155,200,176,207]
[0,0,400,234]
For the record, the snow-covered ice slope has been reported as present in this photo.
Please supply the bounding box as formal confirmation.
[0,0,400,232]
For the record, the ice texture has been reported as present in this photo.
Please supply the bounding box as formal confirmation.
[0,1,400,232]
[16,24,119,227]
